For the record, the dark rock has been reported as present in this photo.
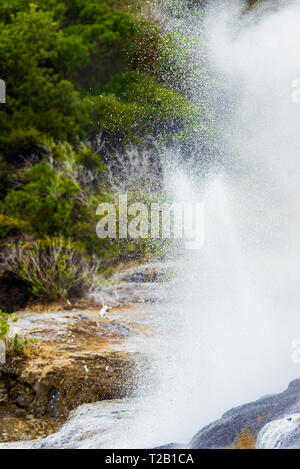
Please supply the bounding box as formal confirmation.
[190,379,300,448]
[119,263,175,284]
[47,388,61,418]
[0,348,144,441]
[13,384,35,408]
[154,443,188,449]
[0,274,29,314]
[98,321,133,337]
[0,381,8,403]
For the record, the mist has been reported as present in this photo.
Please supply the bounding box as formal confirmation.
[2,0,300,450]
[128,0,300,445]
[177,0,300,431]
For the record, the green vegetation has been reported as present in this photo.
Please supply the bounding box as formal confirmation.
[0,310,30,352]
[0,0,198,148]
[0,237,100,301]
[0,0,206,307]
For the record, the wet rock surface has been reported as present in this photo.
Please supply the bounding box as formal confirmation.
[117,263,175,284]
[256,412,300,449]
[190,379,300,449]
[0,308,146,442]
[0,399,138,449]
[0,262,170,443]
[88,262,177,306]
[0,275,29,314]
[3,261,300,449]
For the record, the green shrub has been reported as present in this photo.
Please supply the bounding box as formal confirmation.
[0,0,208,274]
[0,310,29,353]
[0,0,161,143]
[94,71,202,143]
[2,162,81,237]
[0,128,45,163]
[0,155,13,197]
[0,214,30,239]
[43,139,107,188]
[0,237,100,301]
[0,311,11,340]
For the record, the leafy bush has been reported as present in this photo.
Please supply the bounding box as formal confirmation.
[2,162,81,237]
[0,0,163,144]
[0,0,202,155]
[0,155,13,197]
[0,128,44,164]
[93,71,202,144]
[0,311,11,339]
[0,214,29,238]
[43,139,107,189]
[0,146,112,259]
[0,237,100,301]
[0,0,207,296]
[0,310,29,353]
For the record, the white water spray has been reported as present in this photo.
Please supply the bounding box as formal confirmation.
[127,0,300,446]
[3,0,300,450]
